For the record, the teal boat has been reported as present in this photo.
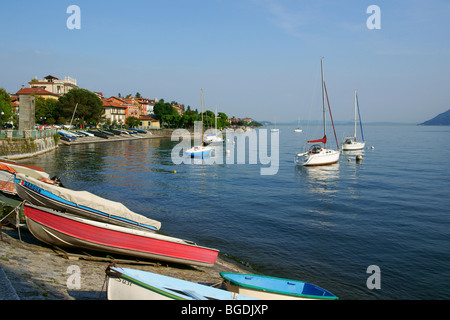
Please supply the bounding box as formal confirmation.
[220,273,338,300]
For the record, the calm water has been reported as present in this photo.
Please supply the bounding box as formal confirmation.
[16,124,450,300]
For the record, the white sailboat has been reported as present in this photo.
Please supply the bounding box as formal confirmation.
[271,116,279,132]
[204,106,224,145]
[186,89,213,158]
[342,90,365,151]
[295,58,340,166]
[294,117,302,132]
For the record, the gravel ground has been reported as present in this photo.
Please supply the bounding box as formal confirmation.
[0,225,246,300]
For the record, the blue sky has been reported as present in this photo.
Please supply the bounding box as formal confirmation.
[1,0,449,123]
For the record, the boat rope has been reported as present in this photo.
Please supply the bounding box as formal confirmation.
[0,201,25,242]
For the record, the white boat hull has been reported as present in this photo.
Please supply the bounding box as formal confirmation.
[295,149,340,166]
[342,141,365,151]
[186,145,213,158]
[106,266,259,300]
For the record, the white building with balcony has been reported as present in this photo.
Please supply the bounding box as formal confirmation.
[28,75,78,96]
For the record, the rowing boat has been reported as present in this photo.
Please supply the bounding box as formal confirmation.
[24,203,219,267]
[220,273,338,300]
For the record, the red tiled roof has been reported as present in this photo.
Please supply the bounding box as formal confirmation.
[102,97,127,108]
[16,87,59,96]
[140,116,158,121]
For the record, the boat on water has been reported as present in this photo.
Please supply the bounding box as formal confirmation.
[295,58,340,166]
[106,265,258,300]
[294,117,303,132]
[204,107,224,145]
[271,116,279,132]
[342,89,366,151]
[220,273,338,300]
[14,173,161,232]
[186,89,213,158]
[204,133,223,145]
[23,203,219,267]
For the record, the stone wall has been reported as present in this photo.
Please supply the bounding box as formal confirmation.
[0,130,58,159]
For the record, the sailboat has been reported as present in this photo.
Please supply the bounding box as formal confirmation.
[271,117,279,132]
[294,117,302,132]
[186,89,213,158]
[204,106,224,145]
[295,58,340,166]
[342,89,365,151]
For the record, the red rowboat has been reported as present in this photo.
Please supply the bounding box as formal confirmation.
[23,202,219,267]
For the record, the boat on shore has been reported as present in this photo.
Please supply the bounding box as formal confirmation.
[220,273,338,300]
[106,265,258,300]
[23,202,219,267]
[14,173,161,232]
[87,130,109,139]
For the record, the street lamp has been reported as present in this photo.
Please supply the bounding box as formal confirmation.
[0,111,4,129]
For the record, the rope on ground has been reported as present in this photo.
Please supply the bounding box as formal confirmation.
[0,201,25,241]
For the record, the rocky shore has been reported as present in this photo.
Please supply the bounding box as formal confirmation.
[0,224,246,300]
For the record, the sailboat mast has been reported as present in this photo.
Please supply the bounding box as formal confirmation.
[354,89,357,140]
[201,89,204,146]
[321,58,326,146]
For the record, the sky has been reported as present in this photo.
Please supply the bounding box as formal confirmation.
[1,0,449,123]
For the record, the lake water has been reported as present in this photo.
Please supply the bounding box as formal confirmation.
[15,124,450,299]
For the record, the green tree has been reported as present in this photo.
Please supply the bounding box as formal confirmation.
[125,116,140,128]
[35,96,59,125]
[57,88,103,125]
[153,99,178,121]
[0,88,13,126]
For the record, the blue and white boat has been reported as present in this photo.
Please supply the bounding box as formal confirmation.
[14,173,161,232]
[57,130,77,140]
[185,145,213,158]
[185,89,213,158]
[220,273,338,300]
[106,265,260,300]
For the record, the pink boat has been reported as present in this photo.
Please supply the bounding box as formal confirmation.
[23,202,219,267]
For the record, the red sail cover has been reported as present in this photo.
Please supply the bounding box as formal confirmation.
[308,135,327,144]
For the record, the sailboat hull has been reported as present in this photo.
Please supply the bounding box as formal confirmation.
[185,145,213,158]
[342,141,365,151]
[295,149,340,166]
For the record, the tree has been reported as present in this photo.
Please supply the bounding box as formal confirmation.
[0,88,13,126]
[125,116,140,128]
[57,88,103,125]
[35,97,59,125]
[153,99,178,121]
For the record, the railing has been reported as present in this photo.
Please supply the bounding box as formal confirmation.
[0,128,57,139]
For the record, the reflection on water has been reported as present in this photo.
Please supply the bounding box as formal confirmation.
[295,163,340,196]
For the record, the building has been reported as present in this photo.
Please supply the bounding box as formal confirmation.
[28,75,78,96]
[172,104,184,115]
[136,97,156,116]
[15,87,60,100]
[101,97,127,125]
[139,115,160,129]
[122,97,140,119]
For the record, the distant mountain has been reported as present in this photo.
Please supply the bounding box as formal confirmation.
[420,109,450,125]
